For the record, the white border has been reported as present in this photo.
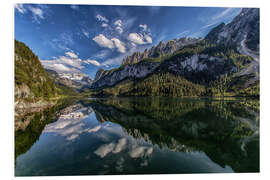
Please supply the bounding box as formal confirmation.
[1,0,270,180]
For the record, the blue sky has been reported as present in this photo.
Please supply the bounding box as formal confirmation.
[15,4,241,79]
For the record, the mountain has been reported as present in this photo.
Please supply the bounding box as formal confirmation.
[46,69,93,91]
[122,37,201,66]
[15,40,59,111]
[205,8,259,53]
[91,8,259,97]
[205,8,259,85]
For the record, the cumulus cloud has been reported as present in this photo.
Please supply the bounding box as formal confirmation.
[116,26,123,34]
[127,33,152,45]
[101,23,108,28]
[111,38,126,53]
[41,55,83,73]
[114,20,122,27]
[144,34,152,44]
[114,19,123,34]
[127,33,145,45]
[93,34,115,49]
[41,50,102,73]
[93,34,126,53]
[65,51,78,59]
[139,24,147,31]
[96,14,109,23]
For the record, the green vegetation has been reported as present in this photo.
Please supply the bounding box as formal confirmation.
[15,40,59,101]
[93,73,205,97]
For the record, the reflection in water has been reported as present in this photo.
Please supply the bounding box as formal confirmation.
[15,97,259,176]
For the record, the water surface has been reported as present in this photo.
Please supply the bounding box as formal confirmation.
[15,97,259,175]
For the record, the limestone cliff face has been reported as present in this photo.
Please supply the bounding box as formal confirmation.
[205,8,259,53]
[91,61,159,88]
[121,37,200,66]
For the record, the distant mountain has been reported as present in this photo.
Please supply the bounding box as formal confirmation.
[91,8,259,97]
[45,69,93,92]
[15,40,59,111]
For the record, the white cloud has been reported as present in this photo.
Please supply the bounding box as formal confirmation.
[93,34,126,53]
[51,64,72,72]
[115,26,123,34]
[111,38,126,53]
[128,33,145,45]
[15,4,49,23]
[200,22,220,30]
[128,33,152,45]
[114,20,122,27]
[42,52,102,72]
[96,14,109,23]
[114,19,123,34]
[58,56,83,69]
[82,29,90,38]
[212,8,233,21]
[44,106,95,141]
[41,51,85,73]
[93,49,111,59]
[29,7,44,21]
[139,24,147,31]
[101,23,108,27]
[14,4,26,14]
[93,34,115,49]
[85,59,101,66]
[144,34,152,44]
[65,52,78,59]
[178,30,190,36]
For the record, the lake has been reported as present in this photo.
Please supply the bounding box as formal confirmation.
[15,97,259,176]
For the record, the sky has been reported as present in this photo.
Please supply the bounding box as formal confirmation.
[14,4,241,79]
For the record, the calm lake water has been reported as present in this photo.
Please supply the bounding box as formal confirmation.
[15,97,259,176]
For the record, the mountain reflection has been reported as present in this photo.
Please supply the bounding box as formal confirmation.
[15,97,259,175]
[89,97,259,173]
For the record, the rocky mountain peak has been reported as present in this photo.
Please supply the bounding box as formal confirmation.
[94,68,105,81]
[121,37,200,66]
[205,8,259,52]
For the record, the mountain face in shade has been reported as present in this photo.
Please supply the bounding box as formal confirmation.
[205,8,259,53]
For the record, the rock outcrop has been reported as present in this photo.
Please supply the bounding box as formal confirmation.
[122,37,201,65]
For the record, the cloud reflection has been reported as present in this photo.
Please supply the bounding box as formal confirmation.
[44,104,101,141]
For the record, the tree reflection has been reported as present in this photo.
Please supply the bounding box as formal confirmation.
[89,97,259,172]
